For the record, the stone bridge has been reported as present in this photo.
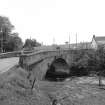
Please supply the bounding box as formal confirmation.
[19,49,76,80]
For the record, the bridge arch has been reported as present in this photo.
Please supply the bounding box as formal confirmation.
[19,49,75,81]
[44,57,70,81]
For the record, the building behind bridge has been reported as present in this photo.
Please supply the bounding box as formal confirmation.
[91,35,105,49]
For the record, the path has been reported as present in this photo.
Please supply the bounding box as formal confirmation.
[0,57,19,73]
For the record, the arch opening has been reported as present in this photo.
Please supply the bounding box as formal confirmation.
[44,58,70,81]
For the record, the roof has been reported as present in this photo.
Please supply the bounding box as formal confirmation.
[93,35,105,45]
[95,36,105,42]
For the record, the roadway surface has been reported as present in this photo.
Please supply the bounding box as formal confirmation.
[0,57,19,73]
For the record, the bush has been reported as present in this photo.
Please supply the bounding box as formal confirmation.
[69,48,105,77]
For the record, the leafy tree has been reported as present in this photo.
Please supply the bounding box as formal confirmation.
[70,50,90,76]
[70,48,105,86]
[0,16,14,44]
[23,38,41,50]
[0,16,12,52]
[11,33,23,51]
[95,45,105,86]
[0,16,14,33]
[4,33,23,52]
[0,16,23,52]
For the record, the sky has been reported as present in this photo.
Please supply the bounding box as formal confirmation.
[0,0,105,45]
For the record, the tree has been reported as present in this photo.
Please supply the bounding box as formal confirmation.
[70,49,99,77]
[0,16,14,33]
[4,33,23,52]
[11,33,23,51]
[88,45,105,86]
[95,45,105,86]
[70,50,90,76]
[69,48,105,86]
[23,38,41,50]
[0,16,14,52]
[0,16,23,52]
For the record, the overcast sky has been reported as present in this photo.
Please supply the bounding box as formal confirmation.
[0,0,105,45]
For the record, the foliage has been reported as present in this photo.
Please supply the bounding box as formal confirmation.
[4,33,23,52]
[95,45,105,75]
[23,38,41,50]
[70,50,90,76]
[0,16,14,33]
[0,16,23,52]
[70,48,105,77]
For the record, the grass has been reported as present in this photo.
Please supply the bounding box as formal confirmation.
[0,65,50,105]
[0,66,105,105]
